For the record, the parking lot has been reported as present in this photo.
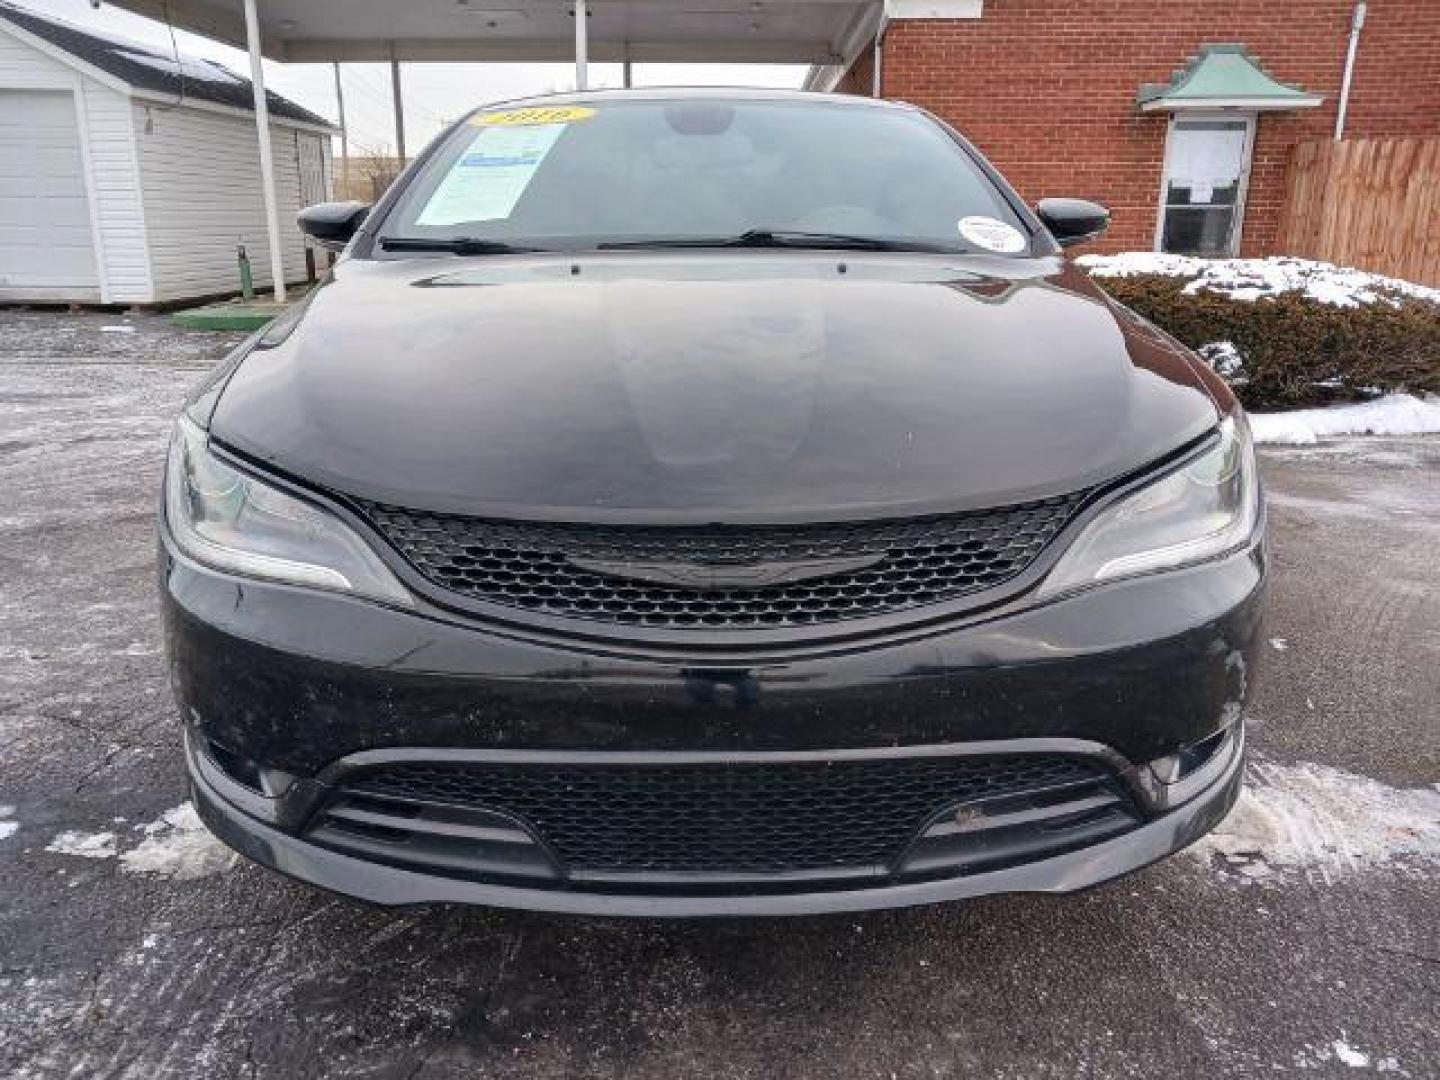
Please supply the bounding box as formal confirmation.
[0,308,1436,1079]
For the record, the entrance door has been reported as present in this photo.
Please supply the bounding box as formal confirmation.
[1156,115,1254,257]
[0,89,99,301]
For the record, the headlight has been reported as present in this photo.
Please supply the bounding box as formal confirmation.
[1038,412,1259,598]
[164,418,411,606]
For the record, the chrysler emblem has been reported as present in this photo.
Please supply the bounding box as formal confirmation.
[568,553,883,591]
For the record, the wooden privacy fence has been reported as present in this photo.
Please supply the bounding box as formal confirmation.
[1276,137,1440,288]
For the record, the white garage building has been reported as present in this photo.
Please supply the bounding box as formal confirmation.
[0,2,333,305]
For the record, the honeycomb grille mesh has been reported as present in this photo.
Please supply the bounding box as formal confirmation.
[343,755,1109,874]
[355,494,1086,628]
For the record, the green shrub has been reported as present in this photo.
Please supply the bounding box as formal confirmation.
[1093,274,1440,410]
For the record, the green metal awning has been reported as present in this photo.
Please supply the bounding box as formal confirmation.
[1138,44,1323,112]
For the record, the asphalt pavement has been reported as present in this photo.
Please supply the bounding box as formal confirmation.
[0,309,1435,1079]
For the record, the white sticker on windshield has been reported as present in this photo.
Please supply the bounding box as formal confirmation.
[417,122,567,227]
[957,216,1028,254]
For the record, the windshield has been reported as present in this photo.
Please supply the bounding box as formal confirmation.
[377,98,1032,255]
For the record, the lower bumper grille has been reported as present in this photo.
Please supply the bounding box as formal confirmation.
[307,752,1143,892]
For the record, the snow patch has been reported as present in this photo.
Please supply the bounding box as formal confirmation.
[1250,393,1440,445]
[1295,1037,1404,1073]
[1333,1040,1370,1068]
[1078,252,1440,309]
[46,830,118,859]
[119,803,236,880]
[100,325,135,334]
[1192,759,1440,883]
[112,48,242,86]
[0,821,18,841]
[42,805,234,878]
[1197,340,1246,382]
[1268,637,1289,652]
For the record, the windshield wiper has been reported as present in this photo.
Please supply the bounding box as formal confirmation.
[379,236,539,255]
[596,229,951,253]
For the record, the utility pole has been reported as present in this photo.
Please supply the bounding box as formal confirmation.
[332,62,349,197]
[390,54,407,164]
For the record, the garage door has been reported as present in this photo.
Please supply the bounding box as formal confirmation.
[0,89,99,301]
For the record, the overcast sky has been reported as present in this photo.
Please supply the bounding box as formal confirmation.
[18,0,807,154]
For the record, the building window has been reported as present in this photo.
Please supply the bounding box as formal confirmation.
[1156,115,1255,257]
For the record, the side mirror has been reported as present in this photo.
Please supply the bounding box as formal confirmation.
[1035,198,1110,248]
[298,201,370,251]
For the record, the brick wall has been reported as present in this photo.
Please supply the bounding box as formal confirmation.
[844,0,1440,255]
[836,41,875,96]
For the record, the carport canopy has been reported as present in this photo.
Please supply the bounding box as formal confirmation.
[106,1,879,65]
[105,0,885,301]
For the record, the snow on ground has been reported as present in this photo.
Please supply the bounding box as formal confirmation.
[41,803,235,879]
[1294,1038,1404,1072]
[118,803,237,880]
[1250,393,1440,445]
[46,830,118,859]
[1077,252,1440,309]
[1191,758,1440,884]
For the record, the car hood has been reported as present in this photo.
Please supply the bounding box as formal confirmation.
[210,252,1219,523]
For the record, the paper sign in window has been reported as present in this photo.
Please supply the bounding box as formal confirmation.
[1169,125,1244,207]
[417,123,567,227]
[470,106,596,126]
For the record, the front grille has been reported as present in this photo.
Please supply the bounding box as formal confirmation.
[355,493,1087,628]
[339,755,1110,875]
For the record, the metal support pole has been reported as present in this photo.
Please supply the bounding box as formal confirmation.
[242,0,285,302]
[623,58,632,89]
[333,62,349,196]
[574,0,588,91]
[390,54,407,164]
[872,12,889,98]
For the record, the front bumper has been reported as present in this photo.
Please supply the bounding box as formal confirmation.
[163,531,1263,916]
[190,725,1244,916]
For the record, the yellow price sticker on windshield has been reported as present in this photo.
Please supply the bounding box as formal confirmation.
[470,106,597,127]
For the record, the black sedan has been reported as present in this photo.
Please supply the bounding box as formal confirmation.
[161,89,1263,915]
